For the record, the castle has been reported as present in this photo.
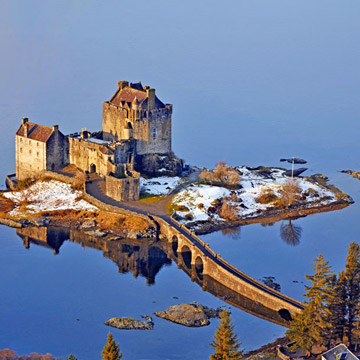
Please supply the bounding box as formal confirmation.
[15,81,182,201]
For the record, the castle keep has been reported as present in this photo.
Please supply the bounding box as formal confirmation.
[15,81,182,201]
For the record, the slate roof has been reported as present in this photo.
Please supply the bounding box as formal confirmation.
[110,87,147,105]
[109,83,165,109]
[322,344,358,360]
[16,122,54,142]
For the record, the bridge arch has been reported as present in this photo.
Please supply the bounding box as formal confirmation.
[180,245,192,269]
[278,308,292,321]
[171,235,178,257]
[194,256,204,280]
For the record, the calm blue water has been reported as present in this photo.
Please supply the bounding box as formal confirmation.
[0,0,360,359]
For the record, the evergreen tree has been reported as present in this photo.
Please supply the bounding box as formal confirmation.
[102,332,122,360]
[344,242,360,346]
[327,272,347,345]
[66,355,77,360]
[286,254,335,353]
[210,309,243,360]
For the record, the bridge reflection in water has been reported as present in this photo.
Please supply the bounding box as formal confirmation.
[16,226,300,327]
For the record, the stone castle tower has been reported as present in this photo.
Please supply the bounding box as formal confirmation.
[102,81,173,155]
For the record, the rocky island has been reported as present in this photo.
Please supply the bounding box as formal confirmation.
[0,81,354,332]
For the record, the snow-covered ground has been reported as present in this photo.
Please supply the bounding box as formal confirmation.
[171,167,337,224]
[3,180,97,216]
[140,176,184,196]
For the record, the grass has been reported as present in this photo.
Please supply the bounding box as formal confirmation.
[138,192,166,203]
[0,195,15,213]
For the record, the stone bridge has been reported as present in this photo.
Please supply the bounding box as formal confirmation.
[76,175,304,325]
[152,215,304,323]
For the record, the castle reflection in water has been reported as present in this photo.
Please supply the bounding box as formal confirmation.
[15,226,293,327]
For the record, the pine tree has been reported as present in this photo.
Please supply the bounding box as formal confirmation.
[286,254,335,353]
[344,242,360,346]
[66,355,77,360]
[327,272,347,345]
[210,309,243,360]
[102,332,122,360]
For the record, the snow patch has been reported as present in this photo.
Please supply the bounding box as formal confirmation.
[171,167,337,224]
[3,180,97,216]
[140,176,184,195]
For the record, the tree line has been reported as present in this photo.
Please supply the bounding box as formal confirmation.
[287,241,360,354]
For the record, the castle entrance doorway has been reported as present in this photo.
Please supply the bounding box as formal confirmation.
[90,164,96,173]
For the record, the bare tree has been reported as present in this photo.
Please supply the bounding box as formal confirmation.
[280,220,302,246]
[279,178,302,208]
[219,201,238,221]
[200,162,241,188]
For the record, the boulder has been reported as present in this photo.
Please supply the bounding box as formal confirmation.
[31,217,50,227]
[104,316,153,330]
[85,229,107,238]
[0,217,22,228]
[127,227,156,240]
[154,303,222,327]
[80,219,97,230]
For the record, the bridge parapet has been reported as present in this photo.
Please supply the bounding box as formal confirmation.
[152,215,304,316]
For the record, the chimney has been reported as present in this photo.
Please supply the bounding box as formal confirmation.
[21,117,28,125]
[52,125,58,132]
[118,80,129,90]
[24,122,29,137]
[80,128,88,139]
[146,88,155,110]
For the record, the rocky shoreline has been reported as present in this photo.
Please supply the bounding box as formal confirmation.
[187,197,353,235]
[341,169,360,180]
[0,193,353,238]
[0,211,157,241]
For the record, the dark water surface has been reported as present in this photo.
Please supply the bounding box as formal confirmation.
[1,0,360,359]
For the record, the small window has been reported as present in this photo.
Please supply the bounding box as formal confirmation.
[37,142,39,147]
[37,152,39,157]
[152,129,156,140]
[29,150,32,155]
[20,148,22,153]
[20,138,22,142]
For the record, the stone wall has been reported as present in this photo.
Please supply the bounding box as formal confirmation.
[102,102,172,156]
[105,172,140,201]
[16,128,68,181]
[115,140,135,164]
[16,135,47,180]
[135,106,172,155]
[46,128,68,171]
[68,137,116,175]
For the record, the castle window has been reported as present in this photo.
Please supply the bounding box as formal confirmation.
[153,129,156,140]
[20,148,22,153]
[37,152,39,157]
